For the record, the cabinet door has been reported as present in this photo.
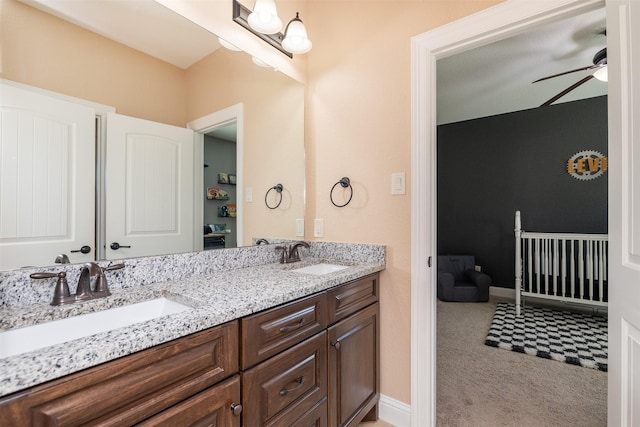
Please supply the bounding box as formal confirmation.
[243,331,327,427]
[327,303,379,427]
[137,375,241,427]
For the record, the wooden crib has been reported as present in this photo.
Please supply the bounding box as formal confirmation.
[514,211,608,315]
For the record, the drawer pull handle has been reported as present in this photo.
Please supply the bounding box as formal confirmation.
[279,376,305,396]
[331,341,341,350]
[279,318,305,333]
[230,403,243,416]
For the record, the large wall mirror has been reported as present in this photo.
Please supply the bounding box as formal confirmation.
[0,0,305,271]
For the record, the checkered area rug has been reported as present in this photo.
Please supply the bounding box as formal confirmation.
[485,302,608,372]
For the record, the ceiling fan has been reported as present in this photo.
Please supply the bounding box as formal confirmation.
[533,47,608,106]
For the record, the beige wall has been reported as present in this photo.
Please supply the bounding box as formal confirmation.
[3,0,507,409]
[186,49,305,244]
[305,1,503,404]
[1,0,186,126]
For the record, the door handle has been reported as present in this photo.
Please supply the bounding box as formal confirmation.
[71,245,91,254]
[110,242,131,250]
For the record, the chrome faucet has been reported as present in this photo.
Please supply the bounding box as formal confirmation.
[30,262,125,306]
[275,241,310,263]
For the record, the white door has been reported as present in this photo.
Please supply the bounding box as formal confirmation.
[105,113,195,260]
[0,83,95,269]
[607,0,640,424]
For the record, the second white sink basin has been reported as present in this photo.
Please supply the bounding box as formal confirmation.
[291,263,349,275]
[0,298,191,359]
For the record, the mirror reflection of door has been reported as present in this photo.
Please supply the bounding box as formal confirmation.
[105,113,195,259]
[0,82,96,269]
[203,123,237,249]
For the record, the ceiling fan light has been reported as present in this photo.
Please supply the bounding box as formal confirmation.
[593,66,608,82]
[282,13,312,54]
[248,0,282,34]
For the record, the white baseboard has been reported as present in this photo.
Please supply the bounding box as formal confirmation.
[378,394,411,427]
[489,286,516,299]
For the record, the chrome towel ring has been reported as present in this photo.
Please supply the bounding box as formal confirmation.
[330,177,353,207]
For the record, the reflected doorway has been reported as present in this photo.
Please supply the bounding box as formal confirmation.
[204,123,238,249]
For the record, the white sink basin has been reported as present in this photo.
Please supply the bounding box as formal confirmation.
[0,298,191,359]
[291,263,349,275]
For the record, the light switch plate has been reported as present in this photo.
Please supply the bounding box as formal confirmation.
[314,219,324,238]
[391,172,406,195]
[296,219,304,237]
[245,187,253,203]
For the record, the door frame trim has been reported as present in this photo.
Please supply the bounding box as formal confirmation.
[410,0,604,425]
[188,103,244,249]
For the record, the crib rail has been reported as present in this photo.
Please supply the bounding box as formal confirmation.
[514,211,608,315]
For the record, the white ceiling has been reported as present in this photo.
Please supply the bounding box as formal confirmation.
[20,0,221,69]
[21,1,607,126]
[437,7,607,124]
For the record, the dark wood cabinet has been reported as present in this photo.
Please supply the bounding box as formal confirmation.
[328,302,379,427]
[326,274,380,427]
[137,375,242,427]
[241,292,327,369]
[0,273,380,427]
[0,321,239,426]
[242,331,327,426]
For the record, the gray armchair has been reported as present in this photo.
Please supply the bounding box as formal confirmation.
[437,255,491,302]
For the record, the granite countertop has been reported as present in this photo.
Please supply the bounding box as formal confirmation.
[0,257,384,398]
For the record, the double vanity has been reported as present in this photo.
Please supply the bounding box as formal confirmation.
[0,241,385,426]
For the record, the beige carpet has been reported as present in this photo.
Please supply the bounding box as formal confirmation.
[436,296,607,426]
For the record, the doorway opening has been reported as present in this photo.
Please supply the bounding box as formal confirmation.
[188,103,244,250]
[410,1,607,425]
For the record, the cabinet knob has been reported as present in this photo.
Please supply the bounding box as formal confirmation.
[230,403,243,416]
[331,341,341,350]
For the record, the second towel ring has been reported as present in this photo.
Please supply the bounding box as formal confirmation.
[265,184,283,209]
[330,177,353,208]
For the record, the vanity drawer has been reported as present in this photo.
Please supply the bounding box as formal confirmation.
[137,374,241,427]
[242,331,327,427]
[326,273,379,325]
[0,321,239,426]
[241,293,327,368]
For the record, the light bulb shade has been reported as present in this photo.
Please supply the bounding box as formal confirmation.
[218,38,242,51]
[248,0,282,34]
[593,66,608,82]
[252,56,270,67]
[282,13,312,54]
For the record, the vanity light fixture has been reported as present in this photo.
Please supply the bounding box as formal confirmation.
[282,13,312,54]
[251,56,271,68]
[247,0,282,34]
[232,0,311,57]
[218,37,242,51]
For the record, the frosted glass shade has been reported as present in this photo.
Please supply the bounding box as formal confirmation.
[282,13,312,54]
[218,38,241,51]
[593,66,608,82]
[248,0,282,34]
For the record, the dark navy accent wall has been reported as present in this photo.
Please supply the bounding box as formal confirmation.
[437,96,608,288]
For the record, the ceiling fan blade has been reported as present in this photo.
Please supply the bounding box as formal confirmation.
[540,74,595,106]
[532,64,596,83]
